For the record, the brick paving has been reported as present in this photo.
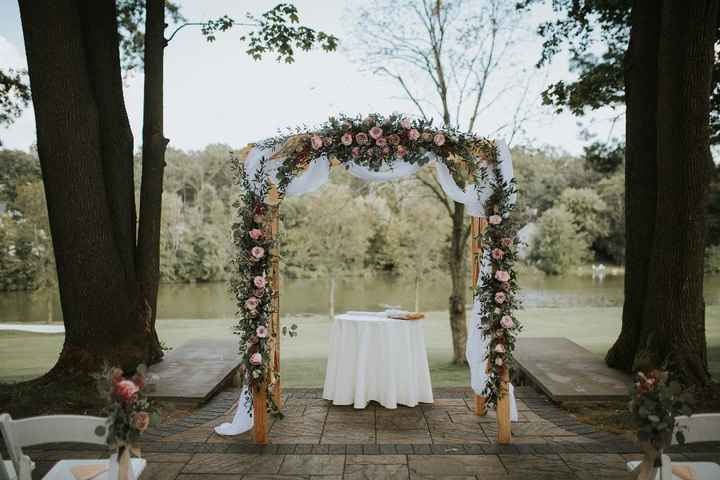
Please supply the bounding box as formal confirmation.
[18,387,720,479]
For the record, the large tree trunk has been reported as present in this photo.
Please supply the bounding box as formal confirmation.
[18,0,152,375]
[136,0,167,364]
[606,0,662,369]
[448,201,468,365]
[635,0,717,384]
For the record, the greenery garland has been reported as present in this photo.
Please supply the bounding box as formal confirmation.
[231,113,518,414]
[476,161,522,408]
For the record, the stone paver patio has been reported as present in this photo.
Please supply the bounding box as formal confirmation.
[18,387,720,479]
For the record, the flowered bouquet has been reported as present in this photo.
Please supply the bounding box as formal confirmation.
[101,365,158,450]
[476,161,521,408]
[629,369,692,453]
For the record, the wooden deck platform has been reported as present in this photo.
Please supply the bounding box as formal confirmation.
[513,337,630,402]
[146,338,240,405]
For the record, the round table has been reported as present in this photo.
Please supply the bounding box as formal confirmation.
[322,313,434,409]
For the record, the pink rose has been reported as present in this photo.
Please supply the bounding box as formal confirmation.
[245,296,259,311]
[433,133,446,146]
[250,353,263,366]
[375,137,388,147]
[351,147,361,157]
[256,325,268,338]
[408,128,420,141]
[495,270,510,283]
[131,412,150,432]
[488,215,502,225]
[253,214,265,225]
[382,146,390,155]
[355,132,369,145]
[421,132,433,141]
[323,137,333,147]
[400,118,412,129]
[491,248,505,260]
[495,330,504,338]
[501,237,513,248]
[396,145,408,157]
[341,133,353,146]
[494,343,506,353]
[369,126,383,139]
[495,357,504,366]
[311,135,323,150]
[501,282,511,292]
[132,372,145,390]
[254,276,267,289]
[495,292,506,304]
[249,229,263,240]
[501,315,514,329]
[251,246,265,259]
[113,380,139,404]
[387,134,400,145]
[248,335,259,344]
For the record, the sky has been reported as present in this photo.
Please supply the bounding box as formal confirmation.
[0,0,623,155]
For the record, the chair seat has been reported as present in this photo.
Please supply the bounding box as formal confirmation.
[627,460,720,480]
[42,458,146,480]
[2,460,17,480]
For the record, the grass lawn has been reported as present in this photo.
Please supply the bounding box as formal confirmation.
[1,306,719,385]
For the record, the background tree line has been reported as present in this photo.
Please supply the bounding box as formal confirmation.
[6,138,718,301]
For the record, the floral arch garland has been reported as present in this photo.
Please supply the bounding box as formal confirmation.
[230,113,521,418]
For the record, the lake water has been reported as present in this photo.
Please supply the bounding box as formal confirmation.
[3,273,720,323]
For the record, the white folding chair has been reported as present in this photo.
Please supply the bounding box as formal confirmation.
[0,449,16,480]
[627,413,720,480]
[0,413,146,480]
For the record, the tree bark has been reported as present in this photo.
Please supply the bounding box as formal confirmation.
[606,0,662,369]
[136,0,167,364]
[635,0,717,384]
[18,0,152,375]
[448,201,468,365]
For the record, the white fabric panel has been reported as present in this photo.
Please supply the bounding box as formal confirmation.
[434,160,486,217]
[214,386,254,436]
[323,314,434,408]
[244,144,331,197]
[465,252,519,421]
[496,140,517,207]
[346,159,422,182]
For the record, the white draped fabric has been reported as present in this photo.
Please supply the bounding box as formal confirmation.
[243,140,514,218]
[214,386,254,436]
[323,313,434,409]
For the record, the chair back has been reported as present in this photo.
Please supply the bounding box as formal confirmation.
[673,414,720,444]
[0,414,108,480]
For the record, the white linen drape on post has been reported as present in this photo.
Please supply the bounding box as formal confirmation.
[214,386,254,436]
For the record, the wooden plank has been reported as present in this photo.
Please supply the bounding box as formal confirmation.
[253,385,268,444]
[474,395,487,417]
[496,367,511,444]
[270,207,282,409]
[514,337,630,402]
[146,338,240,405]
[469,216,488,417]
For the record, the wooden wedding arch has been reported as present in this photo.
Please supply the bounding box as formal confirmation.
[233,115,516,445]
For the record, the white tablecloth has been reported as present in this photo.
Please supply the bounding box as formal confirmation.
[322,312,434,409]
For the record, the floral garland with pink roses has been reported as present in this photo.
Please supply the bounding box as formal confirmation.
[476,161,521,408]
[232,113,518,413]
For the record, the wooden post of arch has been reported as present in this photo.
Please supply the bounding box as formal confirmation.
[270,205,282,409]
[470,216,511,443]
[470,217,487,417]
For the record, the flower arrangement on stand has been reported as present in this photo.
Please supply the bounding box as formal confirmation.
[101,365,158,480]
[629,369,693,477]
[476,161,521,408]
